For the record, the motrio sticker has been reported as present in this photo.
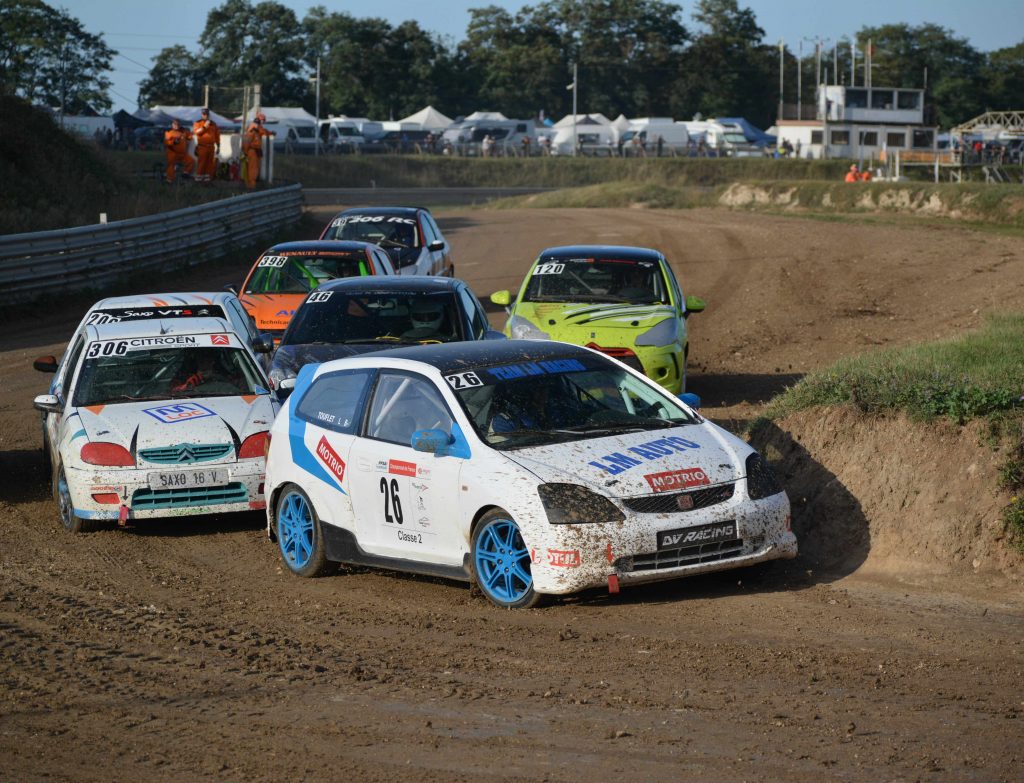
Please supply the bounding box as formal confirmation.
[644,467,710,493]
[315,436,346,482]
[143,402,216,424]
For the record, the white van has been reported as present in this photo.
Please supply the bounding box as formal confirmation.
[619,119,690,155]
[442,119,538,156]
[318,118,383,153]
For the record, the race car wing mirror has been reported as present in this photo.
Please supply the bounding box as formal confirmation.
[33,355,58,373]
[490,290,511,307]
[411,428,453,455]
[33,394,63,414]
[253,333,274,353]
[427,240,445,252]
[679,392,701,410]
[684,294,706,317]
[278,378,297,391]
[223,283,238,295]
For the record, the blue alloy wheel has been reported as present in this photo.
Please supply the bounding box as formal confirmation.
[473,510,540,609]
[276,485,332,577]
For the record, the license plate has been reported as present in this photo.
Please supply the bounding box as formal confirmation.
[148,469,229,490]
[657,520,737,550]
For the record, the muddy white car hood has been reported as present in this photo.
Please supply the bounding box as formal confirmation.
[501,422,749,498]
[70,395,276,458]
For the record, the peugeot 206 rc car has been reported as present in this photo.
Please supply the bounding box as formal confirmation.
[491,245,705,393]
[263,340,795,608]
[34,318,278,532]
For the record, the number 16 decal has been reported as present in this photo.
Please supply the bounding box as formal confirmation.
[379,477,403,524]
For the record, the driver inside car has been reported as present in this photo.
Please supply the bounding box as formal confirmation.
[402,300,448,341]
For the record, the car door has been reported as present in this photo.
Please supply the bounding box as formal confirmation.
[347,370,464,563]
[46,335,86,468]
[289,368,374,532]
[422,212,451,275]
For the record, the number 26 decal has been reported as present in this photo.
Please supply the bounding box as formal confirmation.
[379,477,403,524]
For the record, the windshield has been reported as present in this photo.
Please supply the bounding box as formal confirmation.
[452,356,699,449]
[73,345,266,406]
[285,291,463,345]
[245,252,370,294]
[323,214,421,250]
[522,258,670,304]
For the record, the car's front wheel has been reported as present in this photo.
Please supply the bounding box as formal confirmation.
[54,464,96,533]
[472,509,540,609]
[276,484,333,577]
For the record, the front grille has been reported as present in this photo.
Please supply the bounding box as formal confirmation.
[131,482,248,509]
[618,537,745,573]
[139,443,232,464]
[623,483,735,514]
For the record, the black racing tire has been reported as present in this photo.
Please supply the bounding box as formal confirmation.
[54,464,97,534]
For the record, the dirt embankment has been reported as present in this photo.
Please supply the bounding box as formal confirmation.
[751,407,1023,582]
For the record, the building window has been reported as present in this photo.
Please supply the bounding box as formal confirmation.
[897,91,921,110]
[831,130,850,145]
[810,130,823,145]
[859,131,878,146]
[886,132,905,148]
[912,130,934,149]
[870,91,893,110]
[845,89,867,108]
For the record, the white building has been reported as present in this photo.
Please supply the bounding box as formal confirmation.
[774,84,937,160]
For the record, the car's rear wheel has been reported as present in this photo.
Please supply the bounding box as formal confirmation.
[276,484,333,577]
[54,464,95,534]
[472,509,540,609]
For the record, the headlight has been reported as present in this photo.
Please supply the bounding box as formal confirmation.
[746,453,783,500]
[538,483,625,525]
[635,317,680,347]
[508,315,550,340]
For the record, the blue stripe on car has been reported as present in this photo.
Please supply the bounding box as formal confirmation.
[286,363,345,494]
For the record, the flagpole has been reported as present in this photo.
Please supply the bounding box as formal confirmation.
[572,62,578,158]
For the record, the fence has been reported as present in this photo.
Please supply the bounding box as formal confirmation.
[0,185,302,305]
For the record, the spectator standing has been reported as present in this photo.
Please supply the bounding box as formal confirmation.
[521,135,531,157]
[481,134,493,158]
[844,164,860,182]
[192,108,220,183]
[795,139,802,158]
[617,135,625,157]
[656,134,664,157]
[163,118,195,184]
[242,112,273,190]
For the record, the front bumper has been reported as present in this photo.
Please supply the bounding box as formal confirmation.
[526,490,795,595]
[66,459,266,520]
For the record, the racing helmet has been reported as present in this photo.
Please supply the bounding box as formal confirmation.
[410,299,444,332]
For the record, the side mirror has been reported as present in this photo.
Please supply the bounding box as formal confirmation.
[278,378,296,391]
[684,294,705,315]
[253,333,274,353]
[33,394,63,414]
[33,355,58,373]
[483,329,507,341]
[223,283,238,295]
[679,392,701,410]
[411,428,453,455]
[427,240,445,252]
[490,290,511,307]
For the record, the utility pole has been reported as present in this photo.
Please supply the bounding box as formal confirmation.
[778,39,784,121]
[797,40,802,120]
[850,38,856,87]
[314,56,321,157]
[570,62,578,157]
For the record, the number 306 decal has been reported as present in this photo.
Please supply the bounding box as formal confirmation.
[445,371,482,389]
[86,341,129,358]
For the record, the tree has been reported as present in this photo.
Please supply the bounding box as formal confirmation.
[0,0,116,112]
[199,0,306,106]
[138,46,205,107]
[981,42,1024,111]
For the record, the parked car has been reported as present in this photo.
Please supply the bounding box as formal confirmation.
[268,275,502,393]
[490,245,705,393]
[319,207,454,277]
[263,340,795,608]
[33,319,278,532]
[237,241,396,342]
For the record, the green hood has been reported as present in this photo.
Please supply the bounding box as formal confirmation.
[514,302,677,346]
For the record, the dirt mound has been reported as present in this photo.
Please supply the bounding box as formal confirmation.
[750,406,1022,580]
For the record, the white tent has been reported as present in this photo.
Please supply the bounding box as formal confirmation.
[466,111,508,121]
[149,105,237,128]
[611,114,632,134]
[398,105,454,131]
[553,113,612,128]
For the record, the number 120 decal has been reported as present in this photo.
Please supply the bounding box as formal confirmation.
[380,477,403,524]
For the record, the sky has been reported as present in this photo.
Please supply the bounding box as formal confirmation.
[59,0,1024,113]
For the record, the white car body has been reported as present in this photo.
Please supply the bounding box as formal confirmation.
[37,319,278,527]
[264,341,796,604]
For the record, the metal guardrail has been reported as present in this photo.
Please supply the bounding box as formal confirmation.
[0,184,303,305]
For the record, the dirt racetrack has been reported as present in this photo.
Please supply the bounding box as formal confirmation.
[2,206,1023,782]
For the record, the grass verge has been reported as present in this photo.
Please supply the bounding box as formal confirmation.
[757,313,1024,550]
